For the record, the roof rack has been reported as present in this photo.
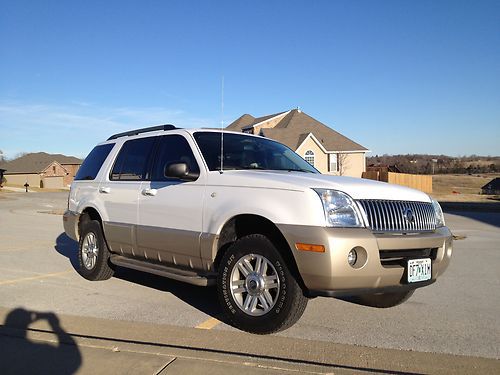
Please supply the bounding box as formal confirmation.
[107,124,178,140]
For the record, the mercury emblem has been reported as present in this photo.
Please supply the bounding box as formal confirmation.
[403,208,415,223]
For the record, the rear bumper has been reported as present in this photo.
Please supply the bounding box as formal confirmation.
[63,210,80,242]
[277,224,453,296]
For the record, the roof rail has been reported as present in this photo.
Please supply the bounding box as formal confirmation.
[107,124,178,141]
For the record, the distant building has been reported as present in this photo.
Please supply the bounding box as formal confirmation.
[481,178,500,195]
[226,109,368,177]
[0,152,82,188]
[0,168,5,186]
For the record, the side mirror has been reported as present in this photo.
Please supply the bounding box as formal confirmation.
[164,162,199,181]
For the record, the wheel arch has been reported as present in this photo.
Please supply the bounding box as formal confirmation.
[78,207,103,236]
[213,214,306,291]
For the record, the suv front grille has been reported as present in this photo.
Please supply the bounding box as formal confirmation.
[357,200,437,233]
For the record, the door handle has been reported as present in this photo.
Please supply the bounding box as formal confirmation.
[141,188,157,196]
[99,187,111,194]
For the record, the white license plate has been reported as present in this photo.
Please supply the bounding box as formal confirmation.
[407,258,432,283]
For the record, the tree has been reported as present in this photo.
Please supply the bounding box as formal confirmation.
[338,153,349,176]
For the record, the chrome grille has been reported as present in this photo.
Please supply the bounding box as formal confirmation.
[357,200,437,233]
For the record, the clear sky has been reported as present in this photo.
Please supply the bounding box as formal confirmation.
[1,0,499,159]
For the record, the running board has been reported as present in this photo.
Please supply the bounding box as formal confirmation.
[109,255,216,287]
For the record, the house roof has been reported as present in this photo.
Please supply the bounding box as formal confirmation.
[0,152,82,174]
[482,177,500,190]
[225,114,255,131]
[226,109,367,152]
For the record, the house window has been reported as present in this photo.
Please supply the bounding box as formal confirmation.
[329,154,338,172]
[52,166,56,174]
[304,150,315,166]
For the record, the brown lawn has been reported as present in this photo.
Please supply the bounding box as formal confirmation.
[431,173,500,202]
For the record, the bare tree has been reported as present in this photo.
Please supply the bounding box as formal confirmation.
[14,152,28,159]
[338,153,349,176]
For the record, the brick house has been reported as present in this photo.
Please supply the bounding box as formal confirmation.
[226,109,368,177]
[0,152,82,188]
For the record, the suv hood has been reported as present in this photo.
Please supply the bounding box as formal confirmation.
[209,170,431,202]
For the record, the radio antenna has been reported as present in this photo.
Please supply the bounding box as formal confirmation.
[220,76,224,174]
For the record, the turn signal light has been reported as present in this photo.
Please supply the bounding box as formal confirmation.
[295,243,325,253]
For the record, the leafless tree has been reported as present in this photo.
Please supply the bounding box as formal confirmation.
[338,153,349,176]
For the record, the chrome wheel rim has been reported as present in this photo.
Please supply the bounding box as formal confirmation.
[82,232,99,270]
[230,254,280,316]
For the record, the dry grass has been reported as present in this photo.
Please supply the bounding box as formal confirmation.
[431,173,500,202]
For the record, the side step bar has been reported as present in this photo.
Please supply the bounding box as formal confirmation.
[109,255,216,287]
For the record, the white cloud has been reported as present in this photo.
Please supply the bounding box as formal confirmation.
[0,101,216,159]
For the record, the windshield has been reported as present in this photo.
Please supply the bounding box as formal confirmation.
[193,132,319,173]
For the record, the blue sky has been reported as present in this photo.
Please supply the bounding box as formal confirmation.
[1,0,499,159]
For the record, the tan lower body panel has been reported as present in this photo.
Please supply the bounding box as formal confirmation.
[277,224,453,293]
[63,210,80,242]
[104,222,205,271]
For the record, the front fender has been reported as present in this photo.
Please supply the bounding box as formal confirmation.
[204,187,324,235]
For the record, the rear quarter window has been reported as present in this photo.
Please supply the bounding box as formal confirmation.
[75,144,115,181]
[110,137,156,181]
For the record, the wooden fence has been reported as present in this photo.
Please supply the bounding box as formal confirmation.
[362,171,432,193]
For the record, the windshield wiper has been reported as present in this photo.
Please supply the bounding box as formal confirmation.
[281,168,315,173]
[222,166,266,171]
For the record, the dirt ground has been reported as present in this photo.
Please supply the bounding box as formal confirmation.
[431,173,500,202]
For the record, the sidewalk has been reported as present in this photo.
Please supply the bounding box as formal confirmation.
[0,307,499,375]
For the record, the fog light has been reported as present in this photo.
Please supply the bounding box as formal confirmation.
[348,249,357,266]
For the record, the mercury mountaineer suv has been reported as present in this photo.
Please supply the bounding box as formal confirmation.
[63,125,453,334]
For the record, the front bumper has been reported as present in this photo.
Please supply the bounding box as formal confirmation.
[63,210,80,242]
[277,224,453,296]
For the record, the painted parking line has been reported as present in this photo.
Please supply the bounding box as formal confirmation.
[0,270,73,286]
[195,317,221,330]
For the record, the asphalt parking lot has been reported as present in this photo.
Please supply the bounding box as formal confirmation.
[0,191,499,374]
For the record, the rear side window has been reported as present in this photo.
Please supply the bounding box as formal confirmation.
[75,144,114,181]
[151,135,200,181]
[110,137,156,180]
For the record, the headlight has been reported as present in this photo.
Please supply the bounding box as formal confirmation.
[313,189,364,228]
[431,198,445,227]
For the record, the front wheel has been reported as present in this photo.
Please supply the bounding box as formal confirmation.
[217,234,308,334]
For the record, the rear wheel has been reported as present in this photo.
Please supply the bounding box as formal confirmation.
[78,219,114,281]
[217,234,308,334]
[350,290,414,308]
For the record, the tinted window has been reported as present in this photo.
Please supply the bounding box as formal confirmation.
[75,144,114,181]
[151,135,199,181]
[193,132,318,173]
[110,137,156,180]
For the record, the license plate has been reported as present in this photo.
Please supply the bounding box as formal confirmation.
[407,258,432,283]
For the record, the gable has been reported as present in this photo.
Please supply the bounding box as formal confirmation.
[41,160,69,175]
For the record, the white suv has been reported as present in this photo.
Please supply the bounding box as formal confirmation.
[64,125,452,333]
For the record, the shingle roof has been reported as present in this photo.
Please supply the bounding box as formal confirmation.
[226,109,367,152]
[225,114,255,131]
[0,152,82,174]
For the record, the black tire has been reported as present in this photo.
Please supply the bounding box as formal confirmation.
[78,219,114,281]
[350,290,414,308]
[217,234,308,334]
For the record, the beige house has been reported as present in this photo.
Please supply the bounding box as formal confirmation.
[0,152,82,188]
[226,109,368,177]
